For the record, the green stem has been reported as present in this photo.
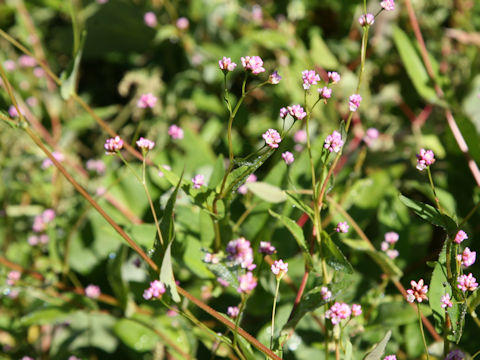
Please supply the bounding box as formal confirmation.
[417,303,430,359]
[234,294,247,349]
[443,312,450,357]
[426,166,443,213]
[324,303,330,360]
[270,279,281,352]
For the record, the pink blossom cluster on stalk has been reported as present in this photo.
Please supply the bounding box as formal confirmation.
[445,350,465,360]
[86,159,106,175]
[271,259,288,279]
[237,174,257,194]
[227,306,239,318]
[32,209,56,233]
[380,0,395,11]
[144,12,157,28]
[268,71,282,84]
[441,293,453,308]
[226,237,256,270]
[42,151,65,169]
[457,247,476,267]
[6,271,20,286]
[18,55,36,67]
[259,241,276,255]
[282,151,294,165]
[328,71,341,84]
[191,174,204,189]
[359,13,375,27]
[104,136,124,154]
[457,273,478,292]
[380,231,399,259]
[143,280,166,300]
[241,56,265,75]
[262,128,282,149]
[168,125,184,140]
[384,356,397,360]
[335,221,349,233]
[318,86,332,100]
[237,272,257,293]
[415,148,435,171]
[351,304,362,316]
[3,59,16,71]
[321,286,332,301]
[363,128,379,147]
[176,17,189,30]
[324,131,344,153]
[279,104,307,121]
[85,284,101,299]
[8,105,25,118]
[302,70,320,90]
[348,94,362,112]
[203,252,220,264]
[137,93,157,109]
[28,234,49,246]
[136,137,155,151]
[219,57,237,72]
[325,302,361,325]
[406,279,428,303]
[454,230,468,244]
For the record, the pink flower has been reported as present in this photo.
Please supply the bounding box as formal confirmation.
[144,12,158,27]
[104,136,124,155]
[241,56,265,75]
[380,0,395,11]
[226,237,256,270]
[359,13,375,26]
[136,137,155,151]
[385,232,399,244]
[42,151,64,169]
[219,57,237,72]
[294,130,307,144]
[445,350,465,360]
[18,55,36,67]
[97,0,108,3]
[282,151,295,165]
[335,221,349,233]
[321,286,332,301]
[176,17,189,30]
[262,129,282,149]
[3,59,16,71]
[137,93,157,108]
[457,273,478,292]
[143,280,166,300]
[386,249,399,260]
[86,159,106,175]
[279,107,289,119]
[352,304,362,316]
[268,71,282,84]
[259,241,276,255]
[42,209,56,222]
[26,96,38,107]
[381,241,389,252]
[217,278,229,287]
[328,71,341,84]
[271,259,288,279]
[237,174,257,195]
[325,302,351,325]
[287,105,307,121]
[416,148,436,171]
[8,105,25,118]
[39,234,49,244]
[85,284,101,299]
[28,235,39,246]
[203,253,220,264]
[318,86,332,99]
[6,271,21,286]
[158,164,171,177]
[458,247,476,267]
[384,356,397,360]
[192,174,204,189]
[237,272,257,293]
[454,230,468,244]
[324,131,344,153]
[406,279,428,303]
[32,215,46,232]
[33,67,45,78]
[302,70,320,90]
[349,94,362,112]
[168,125,184,140]
[364,128,379,147]
[227,306,240,318]
[441,293,453,308]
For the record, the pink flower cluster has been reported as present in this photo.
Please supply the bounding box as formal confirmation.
[42,151,65,169]
[325,302,361,325]
[238,174,257,195]
[136,137,155,151]
[104,136,124,154]
[6,271,21,286]
[28,234,49,246]
[359,13,375,26]
[321,286,332,301]
[168,125,184,140]
[384,356,397,360]
[363,128,379,147]
[144,12,157,27]
[457,247,476,267]
[280,105,307,121]
[8,105,25,118]
[380,0,395,11]
[259,241,276,255]
[241,56,265,75]
[226,237,256,270]
[324,131,344,153]
[406,279,428,303]
[457,273,478,292]
[454,230,468,244]
[349,94,362,112]
[219,57,237,72]
[282,151,294,165]
[237,272,257,293]
[335,221,349,233]
[302,70,320,90]
[441,293,453,309]
[192,174,204,189]
[328,71,341,84]
[268,71,282,84]
[143,280,166,300]
[416,148,435,171]
[318,86,332,100]
[32,209,56,233]
[227,306,239,318]
[203,252,220,264]
[380,231,399,259]
[271,259,288,279]
[262,129,282,149]
[86,159,106,175]
[85,284,101,299]
[137,93,157,109]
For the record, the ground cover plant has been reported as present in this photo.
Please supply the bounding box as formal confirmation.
[1,0,480,359]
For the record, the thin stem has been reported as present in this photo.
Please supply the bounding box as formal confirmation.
[459,199,480,228]
[426,166,443,213]
[417,303,430,360]
[472,350,480,360]
[233,294,247,349]
[142,157,164,246]
[443,312,450,357]
[233,202,259,233]
[270,279,281,351]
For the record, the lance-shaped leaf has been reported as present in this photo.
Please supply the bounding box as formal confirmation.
[107,244,129,310]
[321,231,353,274]
[363,330,392,360]
[160,241,180,302]
[247,182,287,203]
[60,31,86,100]
[285,191,314,221]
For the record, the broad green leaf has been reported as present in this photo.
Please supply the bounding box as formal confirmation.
[342,238,372,251]
[285,191,314,221]
[60,31,85,100]
[199,209,215,247]
[399,194,457,233]
[392,27,438,104]
[365,250,403,278]
[309,28,338,69]
[113,319,158,352]
[160,242,180,302]
[129,223,156,249]
[160,172,183,244]
[107,244,129,310]
[246,182,287,203]
[20,307,72,326]
[182,236,215,279]
[209,155,225,189]
[363,330,391,360]
[345,340,353,360]
[321,231,353,273]
[205,262,239,289]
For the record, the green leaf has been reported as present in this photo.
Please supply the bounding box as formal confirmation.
[321,231,353,273]
[345,340,353,360]
[160,171,183,244]
[309,28,338,69]
[205,262,239,289]
[107,244,129,310]
[399,194,457,233]
[209,155,225,189]
[363,330,392,360]
[20,307,72,326]
[392,27,439,104]
[113,319,158,352]
[129,223,156,249]
[60,31,85,100]
[160,242,180,302]
[365,250,403,279]
[285,191,314,221]
[246,182,287,203]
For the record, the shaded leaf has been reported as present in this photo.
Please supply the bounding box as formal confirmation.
[160,242,180,302]
[113,319,158,352]
[107,244,129,310]
[246,182,287,203]
[321,231,353,273]
[285,191,314,221]
[363,330,391,360]
[60,31,85,100]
